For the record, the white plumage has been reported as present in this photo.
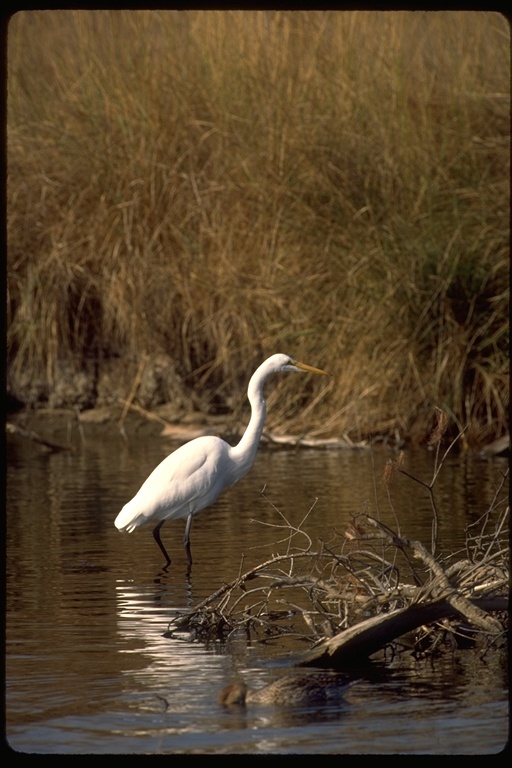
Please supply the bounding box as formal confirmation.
[115,353,329,567]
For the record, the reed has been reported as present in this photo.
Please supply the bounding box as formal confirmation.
[7,10,509,444]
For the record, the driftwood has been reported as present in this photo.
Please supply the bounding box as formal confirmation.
[296,512,508,669]
[165,423,508,669]
[6,421,71,452]
[165,507,508,668]
[264,432,367,450]
[297,595,508,668]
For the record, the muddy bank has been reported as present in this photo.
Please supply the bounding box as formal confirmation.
[7,352,238,442]
[5,404,234,453]
[6,353,509,455]
[7,353,201,414]
[6,352,369,450]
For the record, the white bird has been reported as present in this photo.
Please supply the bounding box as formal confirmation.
[114,353,330,567]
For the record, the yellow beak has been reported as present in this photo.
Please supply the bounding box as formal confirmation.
[294,360,331,377]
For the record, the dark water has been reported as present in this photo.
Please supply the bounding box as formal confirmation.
[5,424,509,754]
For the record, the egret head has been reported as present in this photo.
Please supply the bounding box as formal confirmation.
[270,353,331,377]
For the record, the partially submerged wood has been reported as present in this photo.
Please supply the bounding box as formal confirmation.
[297,595,507,669]
[264,432,368,449]
[298,513,508,668]
[165,448,508,669]
[6,421,71,452]
[165,519,508,667]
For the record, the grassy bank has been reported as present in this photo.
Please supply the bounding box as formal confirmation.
[7,10,509,444]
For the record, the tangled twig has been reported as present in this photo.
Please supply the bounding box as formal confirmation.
[164,431,509,666]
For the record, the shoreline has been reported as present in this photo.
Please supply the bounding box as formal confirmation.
[6,406,509,457]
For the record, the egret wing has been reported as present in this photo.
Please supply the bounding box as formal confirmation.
[115,436,230,531]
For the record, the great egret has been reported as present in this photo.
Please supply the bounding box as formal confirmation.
[114,353,330,566]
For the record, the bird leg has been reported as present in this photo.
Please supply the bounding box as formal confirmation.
[153,521,172,566]
[184,513,193,566]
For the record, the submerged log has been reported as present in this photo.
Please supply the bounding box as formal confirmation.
[6,421,71,452]
[163,452,508,670]
[297,596,507,669]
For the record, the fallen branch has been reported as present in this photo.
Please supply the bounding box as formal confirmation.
[297,595,508,669]
[6,422,71,452]
[364,516,504,633]
[162,432,508,668]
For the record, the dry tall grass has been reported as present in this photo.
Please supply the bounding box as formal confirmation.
[7,10,510,444]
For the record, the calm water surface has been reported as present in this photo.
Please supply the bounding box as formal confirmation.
[5,420,509,754]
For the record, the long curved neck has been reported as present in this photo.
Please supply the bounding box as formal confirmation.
[230,367,269,475]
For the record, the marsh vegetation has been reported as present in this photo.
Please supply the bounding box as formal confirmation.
[7,11,509,446]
